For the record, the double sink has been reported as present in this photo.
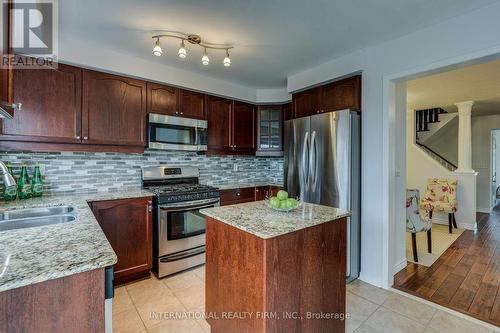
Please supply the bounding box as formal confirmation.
[0,205,77,232]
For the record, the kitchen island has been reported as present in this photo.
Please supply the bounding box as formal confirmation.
[201,201,350,333]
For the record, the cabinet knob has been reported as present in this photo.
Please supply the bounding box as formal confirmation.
[237,193,241,196]
[180,112,184,115]
[83,136,88,140]
[76,136,81,140]
[175,111,179,114]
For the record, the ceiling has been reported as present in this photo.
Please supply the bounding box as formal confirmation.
[59,0,499,89]
[407,59,500,116]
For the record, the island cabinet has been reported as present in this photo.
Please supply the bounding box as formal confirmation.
[207,97,255,155]
[0,269,105,332]
[91,197,153,285]
[292,75,361,119]
[204,202,348,333]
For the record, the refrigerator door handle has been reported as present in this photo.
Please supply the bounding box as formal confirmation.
[302,131,310,191]
[310,130,318,191]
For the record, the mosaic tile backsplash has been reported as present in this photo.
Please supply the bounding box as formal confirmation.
[0,150,284,195]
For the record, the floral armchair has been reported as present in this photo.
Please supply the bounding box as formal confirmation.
[406,189,432,263]
[420,178,458,234]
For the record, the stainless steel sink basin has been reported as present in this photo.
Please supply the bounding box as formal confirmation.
[0,205,76,220]
[0,205,77,232]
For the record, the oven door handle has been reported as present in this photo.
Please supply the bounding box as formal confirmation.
[160,204,216,213]
[159,246,206,263]
[158,198,220,211]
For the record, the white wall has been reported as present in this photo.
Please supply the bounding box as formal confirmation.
[492,130,500,208]
[288,1,500,288]
[471,115,500,212]
[58,37,288,104]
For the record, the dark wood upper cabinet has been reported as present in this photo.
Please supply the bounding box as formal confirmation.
[179,89,205,120]
[292,75,361,119]
[82,70,146,147]
[207,98,256,155]
[256,105,283,157]
[282,102,293,121]
[91,197,153,285]
[0,1,13,118]
[232,101,255,152]
[147,82,179,116]
[206,96,232,152]
[1,63,82,143]
[322,75,361,112]
[293,87,321,118]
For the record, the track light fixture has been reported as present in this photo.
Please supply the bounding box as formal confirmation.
[178,40,187,59]
[152,38,163,57]
[152,32,233,67]
[223,49,231,67]
[201,48,209,66]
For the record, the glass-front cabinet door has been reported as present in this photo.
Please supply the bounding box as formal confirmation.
[256,106,283,156]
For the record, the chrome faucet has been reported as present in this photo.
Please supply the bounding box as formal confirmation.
[0,162,16,187]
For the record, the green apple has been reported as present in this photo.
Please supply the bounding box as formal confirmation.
[269,197,281,208]
[286,198,298,208]
[277,190,288,201]
[279,200,289,209]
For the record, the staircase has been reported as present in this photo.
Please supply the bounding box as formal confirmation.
[415,108,458,171]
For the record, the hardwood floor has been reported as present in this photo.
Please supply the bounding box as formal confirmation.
[394,210,500,327]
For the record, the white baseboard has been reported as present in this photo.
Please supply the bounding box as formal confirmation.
[393,259,407,275]
[476,207,490,213]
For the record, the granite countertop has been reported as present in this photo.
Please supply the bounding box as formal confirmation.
[0,189,153,293]
[201,201,350,239]
[212,182,284,190]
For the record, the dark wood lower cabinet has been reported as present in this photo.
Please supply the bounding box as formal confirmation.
[220,187,256,206]
[221,185,284,205]
[0,269,105,332]
[91,197,153,285]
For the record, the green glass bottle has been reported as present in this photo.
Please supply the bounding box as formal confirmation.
[31,165,43,197]
[3,163,17,201]
[17,165,32,199]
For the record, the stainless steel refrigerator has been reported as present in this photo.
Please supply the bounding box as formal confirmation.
[284,109,361,281]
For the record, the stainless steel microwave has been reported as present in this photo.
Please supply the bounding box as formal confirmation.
[148,113,208,151]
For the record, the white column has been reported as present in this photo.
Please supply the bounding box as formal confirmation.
[455,101,475,173]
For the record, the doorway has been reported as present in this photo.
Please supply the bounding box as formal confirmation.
[387,56,500,326]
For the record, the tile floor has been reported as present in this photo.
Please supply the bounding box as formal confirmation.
[113,265,498,333]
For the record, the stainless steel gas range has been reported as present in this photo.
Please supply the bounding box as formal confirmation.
[142,166,220,278]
